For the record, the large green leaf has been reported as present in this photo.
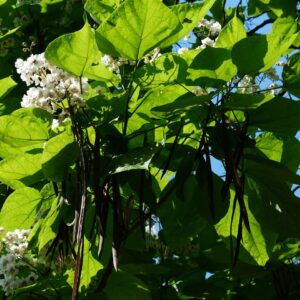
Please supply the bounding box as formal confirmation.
[158,177,208,248]
[246,177,300,238]
[131,84,188,119]
[0,108,51,148]
[134,53,188,87]
[151,93,210,118]
[249,96,300,134]
[215,190,276,266]
[0,153,43,189]
[104,270,151,299]
[80,238,103,291]
[245,153,300,185]
[159,0,215,48]
[84,0,120,24]
[254,132,300,173]
[232,32,298,74]
[187,47,237,87]
[102,145,159,175]
[255,132,284,162]
[45,22,115,81]
[249,0,298,17]
[223,93,273,110]
[95,0,181,60]
[215,14,246,50]
[30,196,60,251]
[0,76,17,100]
[283,52,300,97]
[41,130,79,181]
[0,187,42,233]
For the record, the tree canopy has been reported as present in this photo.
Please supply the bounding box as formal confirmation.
[0,0,300,299]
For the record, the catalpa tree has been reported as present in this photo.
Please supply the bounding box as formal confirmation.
[0,0,299,299]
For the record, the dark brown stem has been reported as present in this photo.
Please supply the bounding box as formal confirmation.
[247,19,274,36]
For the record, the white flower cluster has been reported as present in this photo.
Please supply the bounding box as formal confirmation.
[197,19,222,36]
[15,53,88,124]
[238,75,256,93]
[195,19,222,49]
[197,36,215,49]
[144,47,161,64]
[0,228,40,296]
[101,54,135,73]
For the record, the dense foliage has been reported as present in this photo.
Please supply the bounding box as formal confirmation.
[0,0,300,298]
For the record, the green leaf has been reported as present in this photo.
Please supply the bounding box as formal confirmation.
[31,197,60,251]
[131,84,188,119]
[103,145,159,175]
[223,93,273,110]
[215,15,247,50]
[0,76,17,99]
[87,92,127,124]
[253,132,300,173]
[45,22,115,81]
[283,52,300,97]
[134,53,188,87]
[249,96,300,134]
[159,0,215,48]
[104,270,151,299]
[80,238,103,291]
[255,132,284,162]
[245,153,300,185]
[0,153,43,189]
[232,32,298,74]
[271,17,298,35]
[0,187,42,233]
[41,130,79,181]
[158,177,208,248]
[215,190,276,266]
[151,93,210,118]
[252,0,298,17]
[0,108,51,148]
[246,177,300,238]
[84,0,120,24]
[187,47,237,87]
[95,0,181,60]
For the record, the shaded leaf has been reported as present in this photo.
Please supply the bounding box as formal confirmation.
[232,32,298,74]
[41,130,79,181]
[187,47,237,87]
[0,153,43,189]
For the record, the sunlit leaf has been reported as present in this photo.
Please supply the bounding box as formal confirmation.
[0,187,42,233]
[96,0,181,60]
[45,22,115,81]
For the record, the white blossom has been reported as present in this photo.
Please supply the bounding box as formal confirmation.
[197,19,222,36]
[15,53,88,123]
[197,37,215,49]
[144,48,161,64]
[101,54,135,73]
[238,75,253,93]
[0,228,42,296]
